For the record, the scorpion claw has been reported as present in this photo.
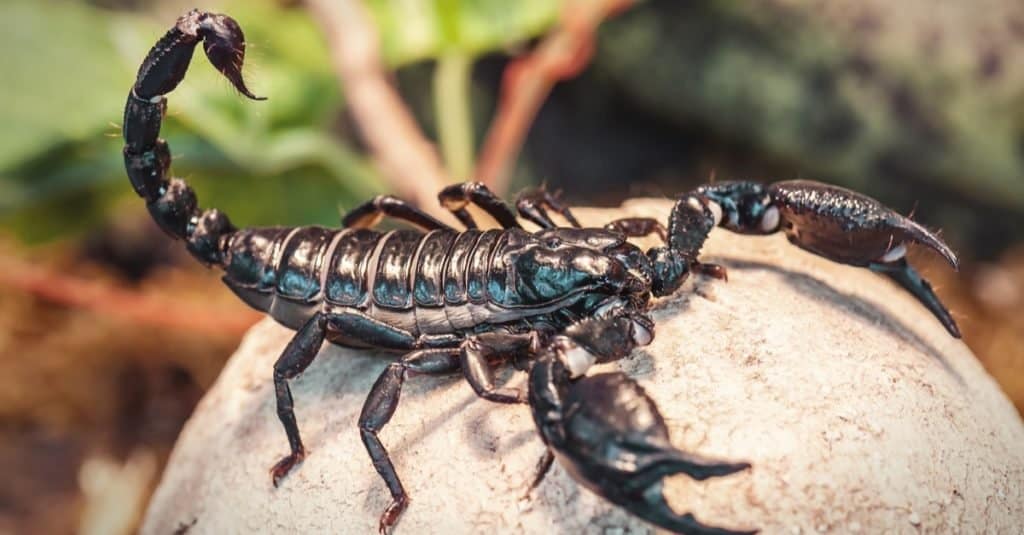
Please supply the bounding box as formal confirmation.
[681,180,961,337]
[529,356,755,534]
[635,490,758,535]
[766,180,961,336]
[888,216,959,271]
[765,180,957,270]
[870,259,961,338]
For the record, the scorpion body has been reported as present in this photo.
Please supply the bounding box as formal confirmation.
[221,225,649,339]
[217,223,664,371]
[124,11,962,534]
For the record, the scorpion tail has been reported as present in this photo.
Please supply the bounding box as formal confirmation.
[122,10,264,267]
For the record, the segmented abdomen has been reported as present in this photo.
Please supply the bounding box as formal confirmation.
[220,226,512,332]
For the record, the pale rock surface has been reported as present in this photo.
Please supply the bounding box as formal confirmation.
[143,200,1024,534]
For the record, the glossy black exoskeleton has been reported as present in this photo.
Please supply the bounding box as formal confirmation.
[123,11,961,534]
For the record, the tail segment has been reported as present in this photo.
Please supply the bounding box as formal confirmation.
[122,10,264,266]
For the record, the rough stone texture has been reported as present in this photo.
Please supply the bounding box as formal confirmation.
[143,200,1024,534]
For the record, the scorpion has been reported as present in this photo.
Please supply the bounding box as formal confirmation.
[123,11,961,534]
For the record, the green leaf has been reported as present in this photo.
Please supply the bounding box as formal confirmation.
[367,0,563,66]
[0,0,384,243]
[0,0,134,170]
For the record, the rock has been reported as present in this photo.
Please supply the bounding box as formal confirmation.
[143,200,1024,534]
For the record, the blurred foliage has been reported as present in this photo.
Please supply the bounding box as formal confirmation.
[588,0,1024,256]
[0,242,245,534]
[0,0,369,243]
[0,1,130,171]
[367,0,559,65]
[0,0,563,245]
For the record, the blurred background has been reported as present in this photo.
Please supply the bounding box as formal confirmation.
[2,0,1023,532]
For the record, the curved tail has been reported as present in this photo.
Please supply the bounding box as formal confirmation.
[122,10,264,266]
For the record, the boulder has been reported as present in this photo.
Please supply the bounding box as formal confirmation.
[143,200,1024,534]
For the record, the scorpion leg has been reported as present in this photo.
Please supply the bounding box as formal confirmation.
[270,313,327,486]
[342,195,454,231]
[459,331,536,404]
[437,181,521,229]
[605,217,668,242]
[516,186,582,229]
[680,180,960,337]
[327,310,418,350]
[527,315,754,534]
[359,348,461,534]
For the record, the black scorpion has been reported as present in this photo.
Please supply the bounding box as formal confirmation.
[122,11,962,534]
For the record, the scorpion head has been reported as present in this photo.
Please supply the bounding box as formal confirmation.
[511,229,651,307]
[513,247,626,304]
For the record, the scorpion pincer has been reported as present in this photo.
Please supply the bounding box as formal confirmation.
[123,11,962,534]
